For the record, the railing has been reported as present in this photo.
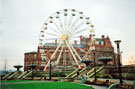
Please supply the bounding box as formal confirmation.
[108,66,135,73]
[65,69,79,78]
[17,71,27,78]
[88,67,104,78]
[8,71,18,79]
[2,72,13,79]
[71,68,87,78]
[22,71,32,79]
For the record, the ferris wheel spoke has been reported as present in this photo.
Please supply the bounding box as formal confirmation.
[64,16,67,26]
[69,17,79,31]
[44,38,60,41]
[64,15,69,32]
[70,22,85,33]
[53,21,63,34]
[70,36,81,38]
[48,26,61,35]
[68,15,73,27]
[71,27,90,36]
[58,17,65,32]
[46,32,60,37]
[56,46,64,65]
[65,40,80,68]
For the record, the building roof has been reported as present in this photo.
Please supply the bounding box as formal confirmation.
[25,51,37,54]
[82,38,89,43]
[95,38,105,42]
[98,57,112,61]
[81,37,106,44]
[43,43,57,47]
[72,44,86,48]
[43,43,86,48]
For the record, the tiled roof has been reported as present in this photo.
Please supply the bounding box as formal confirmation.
[98,57,112,61]
[43,43,86,48]
[72,44,86,48]
[95,38,105,42]
[25,51,37,54]
[43,43,57,47]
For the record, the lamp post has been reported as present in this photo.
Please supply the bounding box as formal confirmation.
[49,60,52,80]
[29,64,37,80]
[14,65,23,71]
[93,50,97,82]
[114,40,122,84]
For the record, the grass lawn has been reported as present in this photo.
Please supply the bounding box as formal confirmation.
[1,82,94,89]
[1,80,36,83]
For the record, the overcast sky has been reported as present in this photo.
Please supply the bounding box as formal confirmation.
[0,0,135,70]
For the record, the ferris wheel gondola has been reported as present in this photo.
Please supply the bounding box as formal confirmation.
[38,9,95,71]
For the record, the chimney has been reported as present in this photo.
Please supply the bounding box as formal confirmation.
[89,34,92,38]
[74,40,77,45]
[55,39,57,44]
[101,35,105,39]
[80,35,83,44]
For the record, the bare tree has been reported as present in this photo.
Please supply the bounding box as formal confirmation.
[128,56,135,65]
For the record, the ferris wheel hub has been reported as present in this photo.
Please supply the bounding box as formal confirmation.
[61,34,67,40]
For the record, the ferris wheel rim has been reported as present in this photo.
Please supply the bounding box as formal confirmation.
[38,9,96,71]
[39,9,94,46]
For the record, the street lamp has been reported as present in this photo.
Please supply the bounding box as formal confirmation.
[93,50,97,82]
[29,64,37,80]
[49,60,52,80]
[114,40,122,84]
[14,65,23,71]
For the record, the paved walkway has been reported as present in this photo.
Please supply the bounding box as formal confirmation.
[83,84,108,89]
[74,82,108,89]
[89,84,108,89]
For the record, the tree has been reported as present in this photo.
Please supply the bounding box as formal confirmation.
[128,56,135,65]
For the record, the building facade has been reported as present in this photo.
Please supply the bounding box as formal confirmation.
[24,35,115,71]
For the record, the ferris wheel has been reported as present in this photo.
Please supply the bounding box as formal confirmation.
[39,9,95,71]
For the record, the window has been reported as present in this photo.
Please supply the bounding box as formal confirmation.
[41,61,45,66]
[25,55,27,58]
[95,41,99,45]
[34,54,37,58]
[96,47,100,51]
[101,41,104,45]
[29,56,31,58]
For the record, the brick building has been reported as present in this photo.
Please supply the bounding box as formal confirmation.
[24,35,115,71]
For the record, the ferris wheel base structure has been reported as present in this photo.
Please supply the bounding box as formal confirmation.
[38,9,96,71]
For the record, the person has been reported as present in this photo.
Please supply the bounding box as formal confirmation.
[44,76,46,80]
[83,74,87,81]
[77,71,79,78]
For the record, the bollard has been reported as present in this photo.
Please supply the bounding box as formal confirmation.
[133,81,135,89]
[58,76,61,82]
[81,76,85,84]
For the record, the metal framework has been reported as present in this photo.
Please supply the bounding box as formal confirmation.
[38,9,95,71]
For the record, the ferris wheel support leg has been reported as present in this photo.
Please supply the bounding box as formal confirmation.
[44,41,62,71]
[70,44,82,61]
[56,46,64,65]
[65,40,80,69]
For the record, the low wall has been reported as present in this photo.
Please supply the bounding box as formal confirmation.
[60,78,74,82]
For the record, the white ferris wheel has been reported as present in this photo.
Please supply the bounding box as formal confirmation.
[39,9,95,71]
